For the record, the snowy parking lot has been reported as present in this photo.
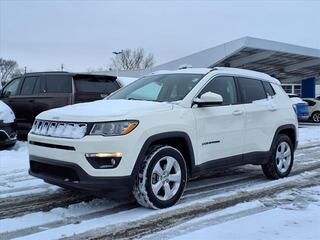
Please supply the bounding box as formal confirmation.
[0,125,320,240]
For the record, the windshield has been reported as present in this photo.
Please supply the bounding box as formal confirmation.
[109,73,204,102]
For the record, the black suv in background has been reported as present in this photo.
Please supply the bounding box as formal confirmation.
[0,72,121,137]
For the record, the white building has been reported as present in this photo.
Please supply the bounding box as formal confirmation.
[99,37,320,96]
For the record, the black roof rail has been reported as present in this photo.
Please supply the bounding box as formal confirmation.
[24,71,70,75]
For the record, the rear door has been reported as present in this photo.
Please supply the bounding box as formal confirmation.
[237,77,276,154]
[73,75,120,103]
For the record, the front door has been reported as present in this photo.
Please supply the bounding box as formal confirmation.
[192,76,245,165]
[0,77,23,121]
[12,76,39,132]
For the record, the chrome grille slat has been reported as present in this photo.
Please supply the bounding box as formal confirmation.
[31,120,87,139]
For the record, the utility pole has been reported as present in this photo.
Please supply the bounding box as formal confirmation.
[24,66,27,73]
[112,51,123,76]
[61,64,64,72]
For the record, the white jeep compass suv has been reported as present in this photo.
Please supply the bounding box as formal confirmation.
[28,67,298,209]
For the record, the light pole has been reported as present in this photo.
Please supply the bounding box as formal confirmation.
[112,50,123,76]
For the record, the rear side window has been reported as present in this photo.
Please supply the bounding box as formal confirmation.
[262,81,276,96]
[74,77,119,94]
[45,75,72,93]
[20,76,38,95]
[238,77,267,103]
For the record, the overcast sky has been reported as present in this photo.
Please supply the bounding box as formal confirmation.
[1,0,319,72]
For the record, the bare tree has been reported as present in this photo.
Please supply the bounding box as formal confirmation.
[110,48,155,70]
[0,58,22,86]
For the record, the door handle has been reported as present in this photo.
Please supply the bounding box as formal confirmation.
[29,99,35,103]
[232,110,243,116]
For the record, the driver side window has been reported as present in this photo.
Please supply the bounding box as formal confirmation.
[2,77,22,97]
[199,76,238,105]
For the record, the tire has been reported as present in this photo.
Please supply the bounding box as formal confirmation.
[133,145,187,209]
[0,142,16,150]
[262,134,294,179]
[311,111,320,123]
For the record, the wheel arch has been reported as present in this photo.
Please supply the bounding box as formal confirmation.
[270,124,297,151]
[131,131,195,178]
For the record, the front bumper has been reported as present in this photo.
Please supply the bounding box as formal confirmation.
[29,155,133,192]
[0,122,17,147]
[28,131,144,177]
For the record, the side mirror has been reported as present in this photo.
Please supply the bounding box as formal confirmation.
[0,90,9,98]
[193,92,223,107]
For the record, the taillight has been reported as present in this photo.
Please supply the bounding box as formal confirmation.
[292,104,297,113]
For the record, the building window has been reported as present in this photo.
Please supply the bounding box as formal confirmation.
[281,84,301,96]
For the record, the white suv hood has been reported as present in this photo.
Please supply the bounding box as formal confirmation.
[0,100,15,123]
[37,99,173,122]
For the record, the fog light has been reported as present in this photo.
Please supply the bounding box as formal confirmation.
[85,152,122,169]
[85,152,122,158]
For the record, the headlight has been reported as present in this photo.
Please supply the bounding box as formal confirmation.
[90,120,139,136]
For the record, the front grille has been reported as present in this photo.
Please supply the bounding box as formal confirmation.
[29,141,76,151]
[31,120,87,139]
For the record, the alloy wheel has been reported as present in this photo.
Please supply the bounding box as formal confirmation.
[276,142,292,173]
[151,156,182,201]
[313,112,320,123]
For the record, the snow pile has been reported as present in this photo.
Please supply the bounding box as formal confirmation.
[0,100,15,123]
[117,77,138,86]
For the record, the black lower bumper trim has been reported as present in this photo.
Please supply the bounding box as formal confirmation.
[0,122,17,147]
[29,155,133,192]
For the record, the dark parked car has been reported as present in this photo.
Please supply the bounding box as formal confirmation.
[0,72,121,137]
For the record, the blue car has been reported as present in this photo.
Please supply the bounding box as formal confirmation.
[288,95,309,121]
[295,102,309,120]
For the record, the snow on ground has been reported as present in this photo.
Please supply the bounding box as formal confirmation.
[298,125,320,144]
[168,186,320,240]
[0,141,28,173]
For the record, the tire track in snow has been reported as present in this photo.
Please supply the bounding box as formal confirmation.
[1,145,319,239]
[71,170,320,240]
[0,190,94,219]
[2,161,320,240]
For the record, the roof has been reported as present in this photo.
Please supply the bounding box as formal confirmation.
[151,68,212,75]
[150,67,280,84]
[214,67,280,84]
[149,37,320,83]
[23,71,116,78]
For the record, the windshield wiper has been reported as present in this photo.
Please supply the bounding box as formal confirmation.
[127,98,158,102]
